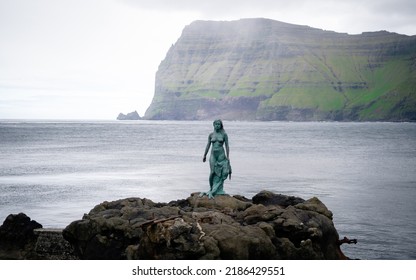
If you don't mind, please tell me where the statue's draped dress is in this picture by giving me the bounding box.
[208,133,231,196]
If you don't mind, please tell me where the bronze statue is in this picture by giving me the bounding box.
[200,119,232,198]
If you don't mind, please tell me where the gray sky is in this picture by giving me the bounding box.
[1,0,415,119]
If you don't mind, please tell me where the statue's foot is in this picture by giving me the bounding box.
[199,191,215,199]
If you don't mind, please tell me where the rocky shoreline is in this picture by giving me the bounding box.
[0,191,356,260]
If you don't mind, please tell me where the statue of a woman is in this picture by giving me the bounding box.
[200,119,232,199]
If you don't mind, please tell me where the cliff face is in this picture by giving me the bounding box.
[145,18,416,121]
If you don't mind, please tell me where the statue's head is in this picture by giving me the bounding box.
[213,119,224,131]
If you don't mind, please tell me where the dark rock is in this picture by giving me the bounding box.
[63,191,350,260]
[0,213,42,256]
[295,197,333,219]
[0,213,77,259]
[252,190,305,207]
[187,193,252,211]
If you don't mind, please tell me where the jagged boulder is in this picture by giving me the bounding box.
[252,190,305,207]
[0,213,77,260]
[63,191,349,260]
[0,213,42,259]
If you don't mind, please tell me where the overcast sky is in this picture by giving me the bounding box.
[1,0,415,119]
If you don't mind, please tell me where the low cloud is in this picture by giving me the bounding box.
[120,0,416,35]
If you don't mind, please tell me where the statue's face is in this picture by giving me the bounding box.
[214,121,222,131]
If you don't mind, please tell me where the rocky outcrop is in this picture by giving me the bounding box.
[63,191,350,260]
[117,110,141,120]
[0,213,42,259]
[145,18,416,121]
[0,213,77,259]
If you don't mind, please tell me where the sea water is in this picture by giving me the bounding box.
[0,120,415,260]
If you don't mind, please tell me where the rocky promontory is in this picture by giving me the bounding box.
[63,191,352,260]
[0,191,355,259]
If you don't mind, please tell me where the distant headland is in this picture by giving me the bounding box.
[144,18,416,122]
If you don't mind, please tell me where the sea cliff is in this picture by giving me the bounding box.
[0,191,356,260]
[145,18,416,121]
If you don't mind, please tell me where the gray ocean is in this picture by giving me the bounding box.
[0,120,415,260]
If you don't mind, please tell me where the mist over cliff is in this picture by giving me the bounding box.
[145,18,416,121]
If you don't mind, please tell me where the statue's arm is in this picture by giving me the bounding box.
[224,133,231,179]
[203,133,212,162]
[224,133,230,160]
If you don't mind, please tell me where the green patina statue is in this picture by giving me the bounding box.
[200,119,232,199]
